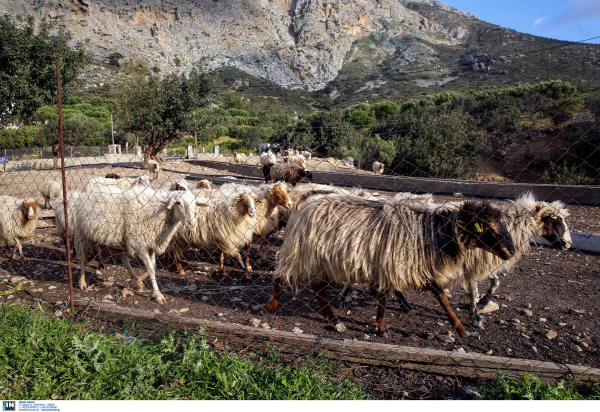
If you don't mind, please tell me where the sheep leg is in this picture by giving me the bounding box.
[468,280,484,329]
[95,244,105,273]
[244,244,252,274]
[255,237,270,266]
[394,291,414,313]
[122,255,142,291]
[337,283,353,309]
[375,292,390,336]
[79,255,88,290]
[312,280,346,333]
[427,282,472,338]
[11,241,22,260]
[265,278,284,313]
[168,250,186,275]
[219,250,226,276]
[479,274,500,307]
[139,250,164,304]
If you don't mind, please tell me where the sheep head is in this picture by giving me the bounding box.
[535,201,572,250]
[136,175,153,188]
[21,201,40,222]
[236,193,257,218]
[166,190,203,231]
[270,182,293,209]
[299,169,313,181]
[197,180,212,190]
[456,201,515,260]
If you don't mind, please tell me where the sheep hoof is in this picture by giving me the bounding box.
[95,270,102,276]
[460,330,472,338]
[129,279,143,290]
[338,301,347,309]
[334,322,347,333]
[154,295,165,304]
[264,301,278,313]
[377,329,389,337]
[255,259,264,266]
[399,302,414,313]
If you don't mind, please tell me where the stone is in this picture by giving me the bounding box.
[478,300,500,314]
[9,276,26,284]
[574,345,583,352]
[559,322,567,327]
[261,323,270,330]
[201,295,209,302]
[539,318,547,323]
[294,323,302,326]
[179,308,189,313]
[521,309,533,317]
[511,318,521,324]
[455,347,466,353]
[545,330,558,340]
[250,318,260,327]
[581,341,589,348]
[463,386,478,397]
[54,310,63,317]
[292,327,303,334]
[48,285,57,290]
[521,333,531,340]
[154,309,160,314]
[436,334,455,343]
[485,350,493,355]
[121,288,133,297]
[217,313,224,317]
[55,301,63,306]
[252,304,262,310]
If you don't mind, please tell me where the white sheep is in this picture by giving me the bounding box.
[266,195,515,337]
[169,177,190,191]
[147,160,160,179]
[0,196,41,260]
[260,152,277,166]
[288,154,306,167]
[74,187,206,303]
[168,187,258,276]
[301,151,311,164]
[233,152,247,164]
[40,181,62,209]
[372,161,384,175]
[84,175,152,192]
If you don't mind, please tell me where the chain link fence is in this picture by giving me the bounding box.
[0,100,599,398]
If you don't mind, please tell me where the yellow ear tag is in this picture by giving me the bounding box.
[474,223,483,233]
[550,215,557,219]
[270,189,273,194]
[236,197,241,203]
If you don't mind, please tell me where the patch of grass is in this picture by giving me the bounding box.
[0,304,367,400]
[476,371,600,400]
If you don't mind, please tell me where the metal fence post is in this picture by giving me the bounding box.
[56,60,75,313]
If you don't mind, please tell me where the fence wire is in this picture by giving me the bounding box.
[0,100,599,399]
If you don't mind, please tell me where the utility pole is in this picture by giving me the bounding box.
[194,111,198,159]
[111,114,114,145]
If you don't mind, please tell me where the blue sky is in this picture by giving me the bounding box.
[442,0,600,44]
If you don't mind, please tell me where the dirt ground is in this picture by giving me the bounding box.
[0,162,599,398]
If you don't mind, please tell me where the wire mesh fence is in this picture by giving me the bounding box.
[0,99,599,398]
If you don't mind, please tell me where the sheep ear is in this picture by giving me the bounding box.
[167,197,181,210]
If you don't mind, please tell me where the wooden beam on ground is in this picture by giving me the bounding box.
[75,301,600,389]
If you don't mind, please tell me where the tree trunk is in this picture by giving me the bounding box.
[151,130,179,164]
[143,132,159,166]
[52,147,59,169]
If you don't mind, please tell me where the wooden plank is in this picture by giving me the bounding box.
[184,159,600,205]
[75,301,600,388]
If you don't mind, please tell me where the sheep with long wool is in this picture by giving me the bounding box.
[0,196,41,260]
[40,181,62,209]
[74,186,206,303]
[263,162,312,186]
[455,192,572,328]
[266,194,515,337]
[84,175,152,192]
[168,186,258,276]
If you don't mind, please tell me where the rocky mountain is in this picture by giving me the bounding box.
[2,0,599,103]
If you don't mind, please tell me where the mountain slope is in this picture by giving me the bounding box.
[2,0,599,107]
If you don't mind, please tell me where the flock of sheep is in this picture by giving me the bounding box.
[0,162,572,338]
[233,149,385,176]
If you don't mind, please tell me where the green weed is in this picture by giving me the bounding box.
[0,304,367,400]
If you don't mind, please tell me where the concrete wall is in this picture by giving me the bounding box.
[185,160,600,205]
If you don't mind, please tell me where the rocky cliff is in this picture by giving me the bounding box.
[0,0,479,90]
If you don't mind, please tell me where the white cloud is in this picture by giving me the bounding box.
[547,0,600,28]
[533,17,546,27]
